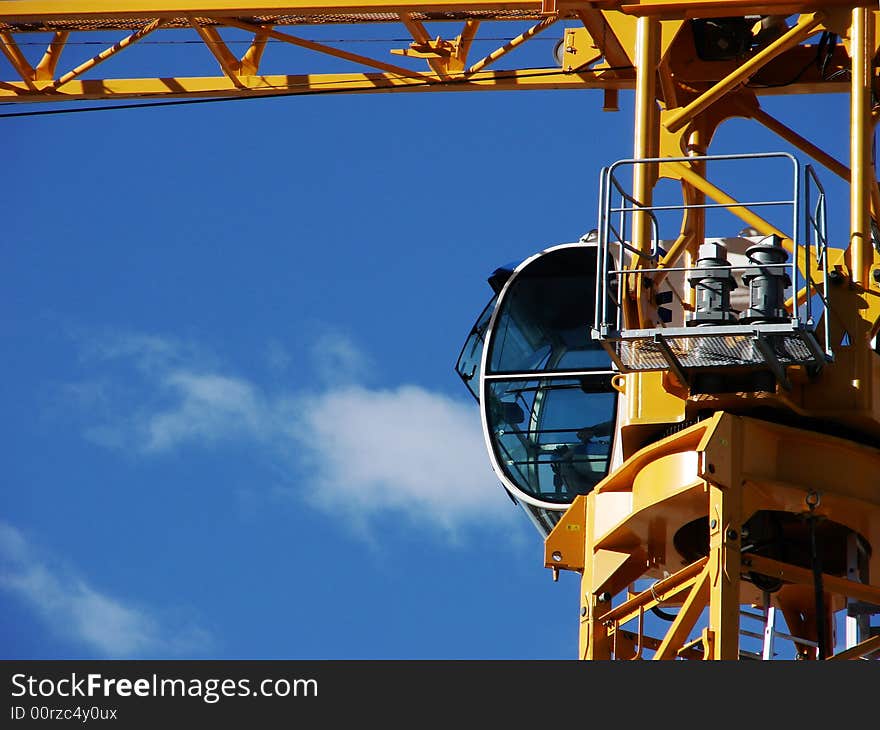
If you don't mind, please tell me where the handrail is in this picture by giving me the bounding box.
[594,152,830,360]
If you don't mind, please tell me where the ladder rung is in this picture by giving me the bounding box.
[740,629,764,640]
[773,632,818,647]
[739,610,766,622]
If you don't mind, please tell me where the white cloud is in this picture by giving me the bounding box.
[65,330,514,532]
[291,385,510,529]
[75,330,187,372]
[143,371,269,452]
[310,331,371,385]
[0,522,210,657]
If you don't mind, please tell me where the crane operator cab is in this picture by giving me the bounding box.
[455,242,620,536]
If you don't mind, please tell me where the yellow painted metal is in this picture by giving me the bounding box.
[396,12,458,77]
[34,31,68,81]
[752,107,850,183]
[745,554,880,607]
[2,0,871,24]
[4,0,880,662]
[0,0,542,19]
[573,7,633,71]
[663,13,825,134]
[705,417,743,660]
[850,6,874,288]
[596,558,708,625]
[652,565,709,659]
[239,27,270,76]
[629,15,660,331]
[52,18,165,90]
[559,27,603,73]
[221,17,436,82]
[544,496,586,573]
[0,68,633,101]
[191,20,245,86]
[559,412,880,659]
[465,16,557,75]
[828,633,880,660]
[579,491,612,660]
[619,0,864,17]
[0,7,861,103]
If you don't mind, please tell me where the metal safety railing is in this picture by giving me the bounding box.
[805,163,833,359]
[591,152,832,382]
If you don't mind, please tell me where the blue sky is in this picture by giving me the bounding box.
[0,21,863,659]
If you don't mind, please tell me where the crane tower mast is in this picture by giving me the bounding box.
[4,0,880,660]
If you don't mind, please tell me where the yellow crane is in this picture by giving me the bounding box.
[4,0,879,660]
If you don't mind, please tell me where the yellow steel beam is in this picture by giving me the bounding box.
[615,629,706,660]
[0,31,35,85]
[629,15,660,330]
[574,7,632,70]
[664,13,825,134]
[2,0,874,25]
[851,6,874,288]
[190,19,244,86]
[52,18,165,90]
[0,0,540,23]
[631,14,660,253]
[744,553,880,606]
[753,103,880,235]
[221,17,436,82]
[595,557,709,625]
[580,493,612,660]
[0,73,852,103]
[465,15,557,75]
[619,0,866,18]
[652,564,710,659]
[828,633,880,660]
[239,27,270,76]
[664,162,801,255]
[708,481,743,658]
[752,107,850,182]
[398,12,452,79]
[603,572,703,628]
[34,31,68,81]
[457,19,480,63]
[0,68,630,101]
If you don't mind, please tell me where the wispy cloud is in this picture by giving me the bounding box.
[63,329,513,533]
[310,330,372,385]
[0,522,210,658]
[75,330,194,372]
[144,371,269,452]
[292,385,508,529]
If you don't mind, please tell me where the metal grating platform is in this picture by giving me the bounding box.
[0,11,551,33]
[598,323,826,388]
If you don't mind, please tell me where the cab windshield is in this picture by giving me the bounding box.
[456,243,619,509]
[488,246,609,374]
[486,375,616,503]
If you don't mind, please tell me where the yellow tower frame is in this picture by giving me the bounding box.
[3,1,879,660]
